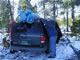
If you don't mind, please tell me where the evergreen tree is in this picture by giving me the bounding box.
[57,0,70,31]
[39,0,48,19]
[0,0,11,33]
[70,0,80,21]
[19,0,37,12]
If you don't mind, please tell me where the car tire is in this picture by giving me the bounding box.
[45,49,49,54]
[10,50,17,54]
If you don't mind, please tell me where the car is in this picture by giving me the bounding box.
[10,21,49,53]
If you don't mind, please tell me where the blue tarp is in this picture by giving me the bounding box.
[18,10,40,24]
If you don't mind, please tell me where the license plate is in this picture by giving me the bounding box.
[21,41,29,45]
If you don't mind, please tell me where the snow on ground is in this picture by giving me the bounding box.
[0,34,80,60]
[0,38,2,43]
[71,41,80,51]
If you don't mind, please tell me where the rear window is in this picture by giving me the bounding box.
[27,22,43,34]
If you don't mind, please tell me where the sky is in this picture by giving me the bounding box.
[30,0,40,6]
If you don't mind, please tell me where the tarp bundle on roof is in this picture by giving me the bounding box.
[18,10,40,24]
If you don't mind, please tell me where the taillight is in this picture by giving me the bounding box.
[40,36,46,43]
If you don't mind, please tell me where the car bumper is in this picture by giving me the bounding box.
[10,44,47,52]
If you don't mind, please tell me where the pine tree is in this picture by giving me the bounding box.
[70,0,80,21]
[0,0,11,33]
[39,0,48,19]
[19,0,37,12]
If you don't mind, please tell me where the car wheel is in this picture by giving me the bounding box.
[10,50,17,54]
[45,49,49,54]
[9,44,17,54]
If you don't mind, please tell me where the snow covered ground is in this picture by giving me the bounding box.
[0,34,80,60]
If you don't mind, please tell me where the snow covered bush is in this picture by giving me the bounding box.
[71,20,80,40]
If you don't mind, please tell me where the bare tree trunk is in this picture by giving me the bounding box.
[66,8,69,32]
[43,1,46,19]
[71,6,75,21]
[13,0,14,19]
[1,0,7,21]
[8,0,14,21]
[56,7,58,17]
[71,0,75,21]
[64,15,65,24]
[53,0,56,20]
[64,9,66,25]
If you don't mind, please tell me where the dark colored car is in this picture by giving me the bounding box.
[10,22,49,52]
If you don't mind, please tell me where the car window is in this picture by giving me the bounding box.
[27,22,43,34]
